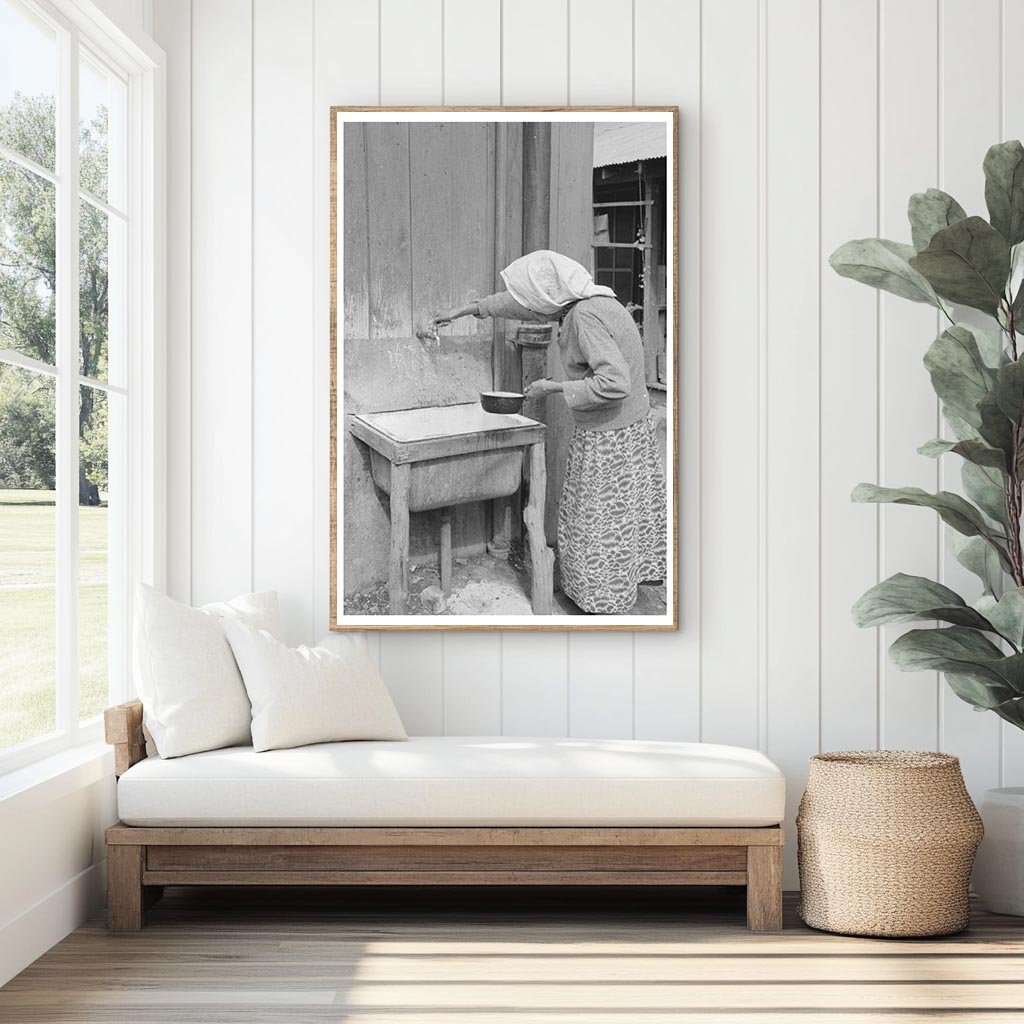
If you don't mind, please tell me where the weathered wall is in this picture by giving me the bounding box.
[339,119,596,595]
[340,121,496,595]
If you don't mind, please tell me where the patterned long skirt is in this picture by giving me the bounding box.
[557,414,667,614]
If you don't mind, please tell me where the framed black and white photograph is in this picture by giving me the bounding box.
[330,108,678,630]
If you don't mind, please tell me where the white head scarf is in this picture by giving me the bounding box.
[500,250,616,315]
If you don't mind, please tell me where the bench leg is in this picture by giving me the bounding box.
[108,845,145,932]
[746,845,783,931]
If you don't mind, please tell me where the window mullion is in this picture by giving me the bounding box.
[55,24,81,734]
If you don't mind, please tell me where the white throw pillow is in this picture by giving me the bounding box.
[133,584,283,758]
[223,622,407,752]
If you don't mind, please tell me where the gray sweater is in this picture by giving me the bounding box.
[475,291,650,432]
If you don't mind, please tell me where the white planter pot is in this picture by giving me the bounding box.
[973,787,1024,916]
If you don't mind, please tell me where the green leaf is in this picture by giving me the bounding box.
[967,322,1011,368]
[1011,278,1024,325]
[923,325,997,427]
[830,238,943,307]
[851,483,1012,574]
[889,627,1024,704]
[951,533,1004,596]
[978,391,1016,458]
[918,437,1007,470]
[852,573,994,630]
[984,140,1024,246]
[852,482,1004,540]
[908,188,968,251]
[977,589,1024,649]
[962,461,1009,527]
[984,687,1024,728]
[890,624,1004,669]
[1008,241,1024,324]
[944,671,1024,713]
[942,407,983,441]
[909,216,1011,314]
[993,357,1024,423]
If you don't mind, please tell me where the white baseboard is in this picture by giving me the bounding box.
[0,859,107,987]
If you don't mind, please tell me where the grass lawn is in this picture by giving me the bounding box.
[0,489,109,751]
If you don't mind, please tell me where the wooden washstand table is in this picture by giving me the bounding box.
[349,403,555,615]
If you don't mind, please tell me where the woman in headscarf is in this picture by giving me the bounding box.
[431,250,666,615]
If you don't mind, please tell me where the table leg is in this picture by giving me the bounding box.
[389,463,411,615]
[439,507,453,594]
[488,495,512,560]
[524,442,555,615]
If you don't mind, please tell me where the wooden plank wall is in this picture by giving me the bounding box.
[340,121,496,594]
[155,0,1024,887]
[493,123,524,394]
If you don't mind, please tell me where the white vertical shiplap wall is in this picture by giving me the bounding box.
[154,0,1024,885]
[879,0,941,756]
[819,0,878,756]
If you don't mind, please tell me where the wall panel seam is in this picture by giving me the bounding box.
[875,0,884,750]
[250,0,256,595]
[935,0,944,751]
[630,0,636,105]
[311,0,318,641]
[697,0,704,743]
[630,633,636,739]
[816,0,823,756]
[187,0,195,604]
[566,0,571,104]
[756,0,769,753]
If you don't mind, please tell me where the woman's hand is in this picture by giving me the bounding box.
[430,302,479,328]
[524,378,563,400]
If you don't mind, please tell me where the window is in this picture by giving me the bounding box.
[0,0,160,771]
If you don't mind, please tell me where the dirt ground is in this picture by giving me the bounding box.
[343,543,667,617]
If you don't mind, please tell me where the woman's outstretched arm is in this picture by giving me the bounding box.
[431,291,552,327]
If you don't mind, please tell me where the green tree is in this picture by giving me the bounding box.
[0,365,54,489]
[0,92,109,502]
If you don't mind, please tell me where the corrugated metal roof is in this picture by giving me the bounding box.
[593,122,667,168]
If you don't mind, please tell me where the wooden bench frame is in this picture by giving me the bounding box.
[104,700,784,932]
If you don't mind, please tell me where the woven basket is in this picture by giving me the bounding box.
[797,751,983,938]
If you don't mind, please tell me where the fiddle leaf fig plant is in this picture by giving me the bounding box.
[832,140,1024,731]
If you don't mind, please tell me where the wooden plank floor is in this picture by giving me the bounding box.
[3,886,1024,1022]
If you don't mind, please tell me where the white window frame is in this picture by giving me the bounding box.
[0,0,164,775]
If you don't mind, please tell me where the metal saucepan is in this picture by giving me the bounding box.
[480,391,525,414]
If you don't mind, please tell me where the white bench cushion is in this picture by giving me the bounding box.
[117,737,785,828]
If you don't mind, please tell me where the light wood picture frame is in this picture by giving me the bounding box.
[330,107,679,631]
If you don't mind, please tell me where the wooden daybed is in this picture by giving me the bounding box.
[104,700,785,932]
